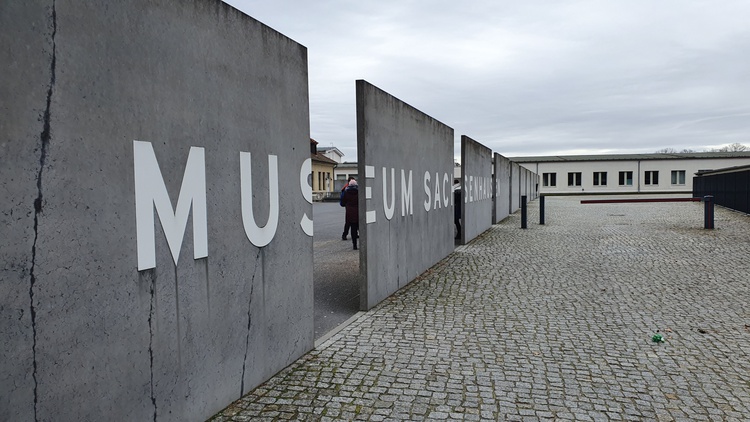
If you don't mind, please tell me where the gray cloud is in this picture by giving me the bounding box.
[225,0,750,159]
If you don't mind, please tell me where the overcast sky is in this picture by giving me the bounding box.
[223,0,750,160]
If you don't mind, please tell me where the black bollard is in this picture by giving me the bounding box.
[521,195,527,229]
[539,195,545,225]
[704,195,714,229]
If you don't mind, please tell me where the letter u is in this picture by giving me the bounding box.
[240,152,279,247]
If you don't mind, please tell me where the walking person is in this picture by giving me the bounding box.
[340,179,360,250]
[453,181,462,240]
[340,176,355,240]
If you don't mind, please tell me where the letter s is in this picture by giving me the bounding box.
[300,158,313,236]
[423,171,431,212]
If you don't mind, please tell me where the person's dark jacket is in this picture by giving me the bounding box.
[454,188,462,221]
[340,185,359,224]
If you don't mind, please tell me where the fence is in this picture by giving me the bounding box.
[693,165,750,214]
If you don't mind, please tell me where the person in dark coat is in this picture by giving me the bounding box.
[453,182,462,240]
[340,176,355,240]
[340,179,360,250]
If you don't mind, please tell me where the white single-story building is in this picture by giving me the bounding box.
[317,146,345,164]
[510,152,750,195]
[333,162,358,191]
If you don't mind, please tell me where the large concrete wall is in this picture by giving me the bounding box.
[493,154,511,223]
[460,136,493,244]
[520,168,528,200]
[356,80,454,310]
[1,2,313,421]
[510,162,521,213]
[1,3,50,419]
[529,169,539,199]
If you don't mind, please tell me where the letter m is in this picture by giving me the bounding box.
[401,169,413,216]
[133,140,208,270]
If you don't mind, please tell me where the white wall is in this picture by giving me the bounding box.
[520,158,750,195]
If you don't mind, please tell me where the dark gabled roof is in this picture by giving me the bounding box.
[509,151,750,163]
[311,152,337,165]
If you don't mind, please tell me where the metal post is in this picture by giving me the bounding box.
[539,195,545,225]
[704,195,714,229]
[521,195,527,229]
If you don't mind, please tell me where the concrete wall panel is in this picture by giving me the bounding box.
[524,170,529,199]
[0,2,53,420]
[526,170,539,200]
[493,154,511,223]
[510,162,521,213]
[460,136,493,244]
[357,81,454,310]
[2,2,312,421]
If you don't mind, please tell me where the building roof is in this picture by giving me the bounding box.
[311,153,337,165]
[696,163,750,176]
[317,146,344,156]
[509,151,750,163]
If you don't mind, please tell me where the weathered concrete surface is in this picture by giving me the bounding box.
[0,2,52,420]
[511,162,521,213]
[520,166,529,202]
[356,80,454,310]
[212,196,750,420]
[1,2,312,421]
[459,136,493,244]
[493,153,511,223]
[523,167,538,200]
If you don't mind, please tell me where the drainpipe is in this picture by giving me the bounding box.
[637,160,641,193]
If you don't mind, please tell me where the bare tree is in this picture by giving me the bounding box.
[721,143,748,152]
[658,144,747,153]
[708,143,748,152]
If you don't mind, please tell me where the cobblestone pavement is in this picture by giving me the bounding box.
[211,196,750,421]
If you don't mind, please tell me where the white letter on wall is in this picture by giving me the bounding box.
[443,172,450,208]
[241,152,279,247]
[134,140,208,270]
[469,176,474,203]
[365,165,376,223]
[464,175,469,203]
[300,158,313,236]
[433,172,441,209]
[383,167,395,220]
[423,171,432,212]
[401,169,413,216]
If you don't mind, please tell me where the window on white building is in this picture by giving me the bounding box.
[567,172,581,186]
[618,171,633,186]
[671,170,686,185]
[593,172,607,186]
[543,172,557,187]
[644,171,659,185]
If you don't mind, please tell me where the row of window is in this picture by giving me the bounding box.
[543,170,686,187]
[314,171,332,191]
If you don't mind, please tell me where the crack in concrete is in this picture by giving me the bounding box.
[29,2,56,420]
[240,248,262,396]
[173,269,181,367]
[147,271,157,422]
